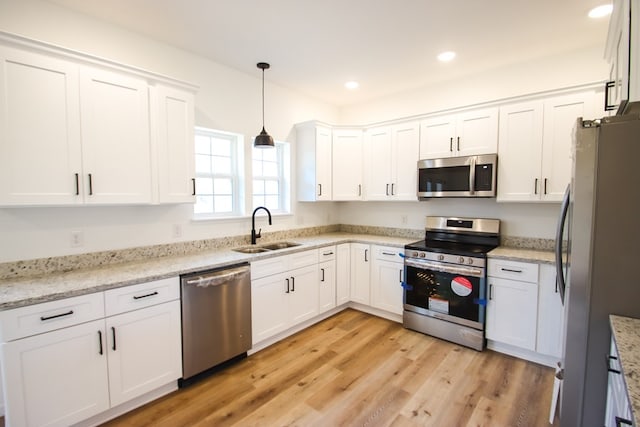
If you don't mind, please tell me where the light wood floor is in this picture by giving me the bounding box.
[102,309,559,427]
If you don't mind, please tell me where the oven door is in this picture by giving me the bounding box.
[404,258,486,330]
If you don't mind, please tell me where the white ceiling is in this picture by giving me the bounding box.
[46,0,611,106]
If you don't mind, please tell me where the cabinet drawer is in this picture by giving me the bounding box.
[104,277,179,316]
[0,292,105,342]
[251,256,288,280]
[288,249,318,270]
[488,259,538,283]
[373,246,403,262]
[318,246,337,262]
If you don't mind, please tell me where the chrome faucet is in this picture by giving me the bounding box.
[251,206,272,244]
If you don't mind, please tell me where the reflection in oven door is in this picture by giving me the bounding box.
[404,262,485,328]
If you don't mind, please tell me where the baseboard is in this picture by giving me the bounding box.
[487,340,560,368]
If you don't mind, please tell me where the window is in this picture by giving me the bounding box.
[193,127,243,217]
[252,141,290,213]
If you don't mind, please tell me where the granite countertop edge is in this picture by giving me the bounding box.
[0,234,559,311]
[0,233,413,311]
[610,315,640,425]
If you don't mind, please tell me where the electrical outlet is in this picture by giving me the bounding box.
[401,215,408,225]
[70,231,84,248]
[172,224,183,238]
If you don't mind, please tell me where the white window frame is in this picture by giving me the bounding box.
[193,127,244,219]
[252,141,291,214]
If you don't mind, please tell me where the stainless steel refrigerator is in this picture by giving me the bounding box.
[557,104,640,426]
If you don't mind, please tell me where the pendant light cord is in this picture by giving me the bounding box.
[262,68,265,128]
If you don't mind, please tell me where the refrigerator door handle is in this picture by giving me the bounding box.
[555,184,570,305]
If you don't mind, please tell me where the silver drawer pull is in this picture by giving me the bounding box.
[382,252,396,256]
[501,268,523,273]
[40,310,74,321]
[133,291,159,300]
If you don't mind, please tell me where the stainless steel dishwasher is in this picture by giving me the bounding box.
[180,263,251,384]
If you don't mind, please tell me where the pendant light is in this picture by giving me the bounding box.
[254,62,274,148]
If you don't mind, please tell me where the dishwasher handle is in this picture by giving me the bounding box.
[184,265,250,288]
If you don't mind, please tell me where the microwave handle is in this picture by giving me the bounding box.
[469,156,476,195]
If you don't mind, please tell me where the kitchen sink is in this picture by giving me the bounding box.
[232,241,301,254]
[260,241,301,250]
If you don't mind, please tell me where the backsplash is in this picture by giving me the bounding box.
[0,223,556,280]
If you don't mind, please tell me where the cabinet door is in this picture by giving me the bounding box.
[336,243,351,305]
[541,91,596,201]
[365,126,393,200]
[80,66,152,204]
[316,126,333,201]
[105,300,182,407]
[251,273,289,344]
[455,107,498,156]
[0,47,83,205]
[154,84,195,203]
[371,259,404,315]
[288,264,320,325]
[319,260,336,313]
[350,243,371,305]
[497,101,544,202]
[486,277,538,350]
[536,264,565,358]
[332,129,363,200]
[2,319,109,427]
[391,122,420,200]
[419,115,456,159]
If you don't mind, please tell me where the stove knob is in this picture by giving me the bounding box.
[419,252,426,258]
[438,254,444,261]
[467,258,474,265]
[459,257,465,264]
[412,251,419,257]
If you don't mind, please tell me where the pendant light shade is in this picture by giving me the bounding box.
[254,62,274,148]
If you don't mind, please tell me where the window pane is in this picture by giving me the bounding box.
[194,136,211,154]
[214,178,232,195]
[265,195,279,210]
[252,160,263,176]
[262,148,277,162]
[196,177,213,195]
[214,195,233,213]
[195,155,211,174]
[252,147,263,161]
[211,138,230,156]
[253,179,265,194]
[253,195,264,208]
[263,162,278,177]
[212,156,231,174]
[265,180,279,195]
[194,195,213,214]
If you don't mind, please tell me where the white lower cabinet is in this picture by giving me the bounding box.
[605,337,633,427]
[370,246,404,315]
[2,319,110,427]
[350,243,371,305]
[336,244,351,306]
[486,259,566,364]
[318,247,337,313]
[251,250,319,344]
[0,277,182,427]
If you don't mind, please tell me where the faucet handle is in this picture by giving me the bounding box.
[256,228,262,238]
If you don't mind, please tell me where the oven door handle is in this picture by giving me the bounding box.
[405,259,483,277]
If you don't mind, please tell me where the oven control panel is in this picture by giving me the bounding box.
[404,250,486,268]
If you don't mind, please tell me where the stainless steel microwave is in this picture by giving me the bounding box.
[417,154,497,199]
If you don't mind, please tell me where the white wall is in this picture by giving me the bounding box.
[0,0,339,263]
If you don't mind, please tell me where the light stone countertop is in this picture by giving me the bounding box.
[0,233,414,311]
[488,246,557,264]
[610,315,640,425]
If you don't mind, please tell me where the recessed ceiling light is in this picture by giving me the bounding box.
[588,4,613,18]
[437,51,456,62]
[345,81,359,90]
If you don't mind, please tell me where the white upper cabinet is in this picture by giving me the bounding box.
[0,46,83,205]
[152,84,196,203]
[79,66,152,204]
[605,0,639,108]
[498,90,597,202]
[365,121,419,201]
[0,34,197,207]
[296,123,332,201]
[332,129,364,201]
[419,107,498,159]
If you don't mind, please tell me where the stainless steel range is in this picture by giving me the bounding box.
[403,216,500,350]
